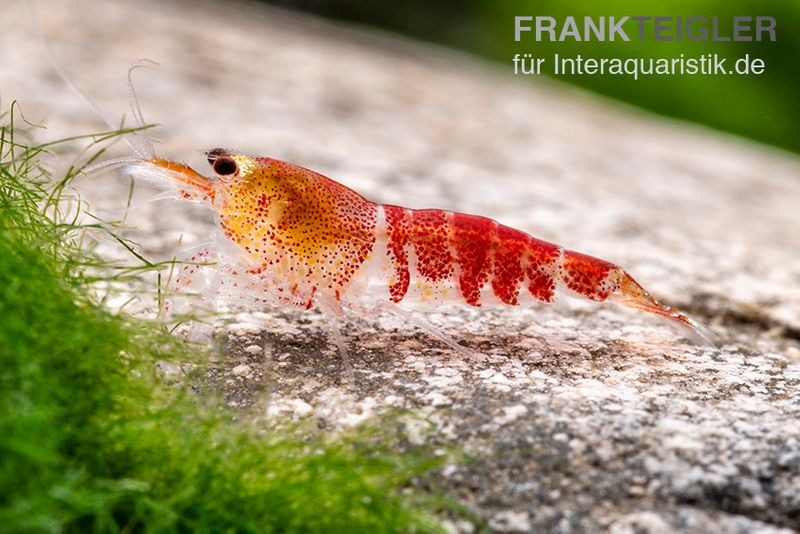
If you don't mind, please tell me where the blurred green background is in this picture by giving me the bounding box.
[268,0,799,155]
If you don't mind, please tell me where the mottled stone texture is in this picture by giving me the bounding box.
[2,0,798,531]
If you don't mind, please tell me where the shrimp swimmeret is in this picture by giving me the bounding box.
[108,132,714,354]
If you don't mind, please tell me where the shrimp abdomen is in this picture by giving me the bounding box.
[377,205,710,343]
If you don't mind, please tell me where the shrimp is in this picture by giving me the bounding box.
[120,146,714,352]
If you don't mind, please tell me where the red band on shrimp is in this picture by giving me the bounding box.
[524,237,560,302]
[410,209,454,283]
[451,213,495,306]
[491,225,528,305]
[562,250,616,301]
[384,205,411,302]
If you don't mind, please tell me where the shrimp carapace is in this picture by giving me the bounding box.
[131,149,713,346]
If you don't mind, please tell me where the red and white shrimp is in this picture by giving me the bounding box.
[120,145,714,354]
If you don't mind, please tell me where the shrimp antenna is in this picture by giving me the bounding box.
[127,61,158,158]
[82,156,144,176]
[26,0,154,159]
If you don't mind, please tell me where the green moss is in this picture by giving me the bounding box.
[0,111,459,532]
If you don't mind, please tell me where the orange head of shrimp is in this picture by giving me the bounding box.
[131,148,377,271]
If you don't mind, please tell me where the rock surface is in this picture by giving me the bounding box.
[2,0,799,531]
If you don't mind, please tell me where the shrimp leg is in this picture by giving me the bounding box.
[326,316,356,385]
[381,303,477,358]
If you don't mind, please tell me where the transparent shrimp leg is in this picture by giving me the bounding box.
[317,295,357,385]
[185,263,225,344]
[380,303,478,358]
[157,244,225,343]
[164,244,216,318]
[327,316,356,386]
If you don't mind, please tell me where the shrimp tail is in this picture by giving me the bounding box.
[606,270,716,347]
[552,249,715,346]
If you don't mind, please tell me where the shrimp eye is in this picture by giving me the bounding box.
[212,156,238,176]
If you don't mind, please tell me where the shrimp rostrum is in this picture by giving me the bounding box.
[120,145,713,352]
